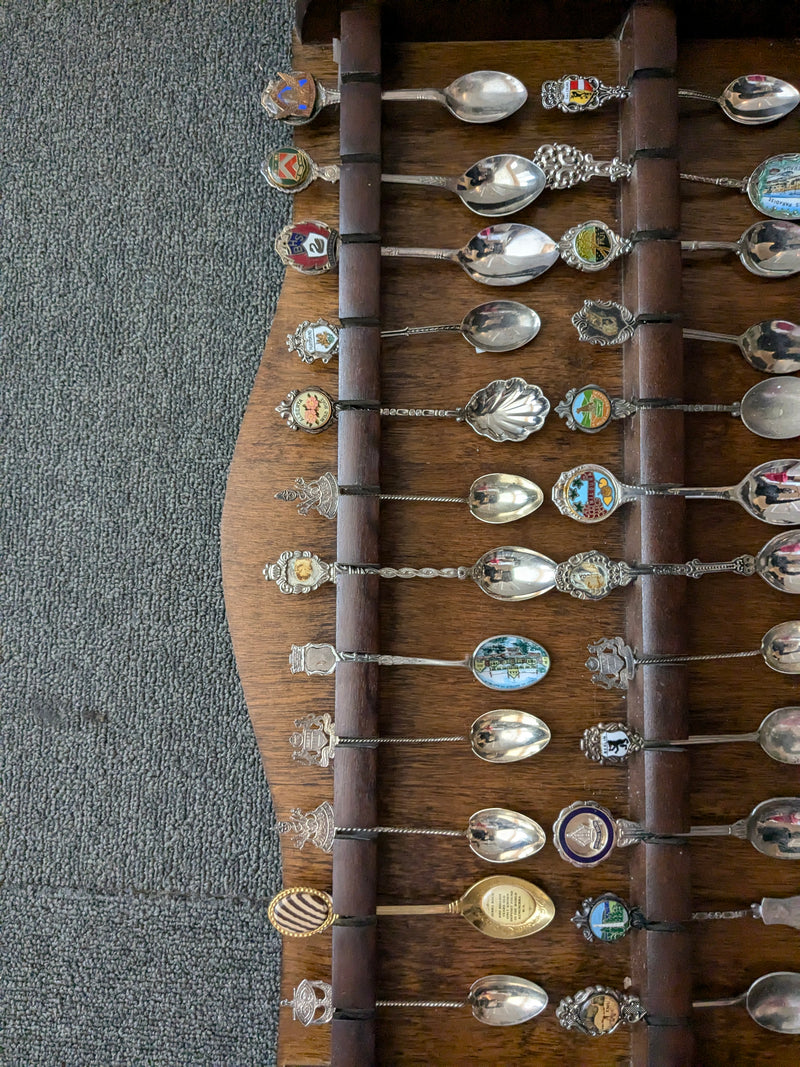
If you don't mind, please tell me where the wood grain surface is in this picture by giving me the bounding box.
[222,21,800,1067]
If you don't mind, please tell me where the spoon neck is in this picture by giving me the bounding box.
[380,323,461,338]
[336,735,466,745]
[376,999,465,1009]
[676,88,719,104]
[381,173,457,191]
[337,825,463,838]
[680,172,746,191]
[680,731,761,747]
[375,491,468,504]
[656,484,734,501]
[377,902,456,916]
[681,239,741,254]
[381,245,455,261]
[381,88,445,105]
[691,994,747,1010]
[682,327,742,346]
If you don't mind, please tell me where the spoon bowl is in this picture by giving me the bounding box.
[456,154,546,216]
[467,473,544,523]
[460,300,541,351]
[740,378,800,438]
[720,75,800,125]
[474,547,557,601]
[740,319,800,374]
[755,532,800,593]
[457,224,559,285]
[443,71,528,123]
[467,807,547,863]
[470,709,551,763]
[761,621,800,675]
[747,797,800,859]
[740,220,800,277]
[461,300,541,352]
[758,707,800,763]
[746,972,800,1033]
[469,975,548,1026]
[739,460,800,524]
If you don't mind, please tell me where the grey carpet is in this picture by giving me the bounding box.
[1,2,296,1063]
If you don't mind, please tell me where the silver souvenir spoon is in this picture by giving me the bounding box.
[552,458,800,526]
[275,471,544,525]
[276,800,546,864]
[556,378,800,439]
[285,301,541,364]
[287,708,552,767]
[275,378,550,443]
[264,531,800,602]
[572,889,800,944]
[553,796,800,868]
[283,973,549,1028]
[585,620,800,691]
[682,219,800,278]
[542,72,800,125]
[556,972,800,1038]
[583,706,800,766]
[261,69,527,125]
[572,298,800,375]
[262,147,547,216]
[288,633,551,692]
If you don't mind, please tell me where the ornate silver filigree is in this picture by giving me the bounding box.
[263,550,337,594]
[556,985,646,1036]
[572,298,637,345]
[289,712,338,766]
[281,978,335,1026]
[585,636,637,689]
[289,642,340,676]
[553,551,635,601]
[277,801,336,852]
[285,318,340,363]
[275,472,340,519]
[532,142,630,190]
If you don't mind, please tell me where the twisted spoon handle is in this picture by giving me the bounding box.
[680,171,746,190]
[676,88,720,104]
[380,323,462,338]
[377,999,466,1009]
[336,825,463,838]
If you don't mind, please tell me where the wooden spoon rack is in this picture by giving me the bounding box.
[221,2,800,1062]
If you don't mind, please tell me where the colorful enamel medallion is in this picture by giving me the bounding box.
[552,464,619,522]
[262,147,314,191]
[572,893,633,943]
[276,387,335,433]
[261,71,319,123]
[553,800,617,867]
[286,318,340,363]
[275,221,339,274]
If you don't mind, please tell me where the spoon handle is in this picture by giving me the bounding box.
[631,555,755,579]
[691,993,747,1010]
[681,239,743,253]
[341,651,472,670]
[336,735,466,744]
[380,88,446,104]
[378,405,463,419]
[691,907,758,922]
[368,491,468,504]
[337,564,468,581]
[676,88,720,104]
[638,483,736,501]
[381,245,456,262]
[336,825,464,838]
[682,327,743,345]
[377,901,457,915]
[381,173,457,191]
[380,323,462,338]
[646,730,761,748]
[376,999,466,1009]
[680,171,746,191]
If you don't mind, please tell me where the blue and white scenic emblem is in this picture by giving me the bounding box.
[572,893,633,943]
[748,153,800,220]
[470,634,550,691]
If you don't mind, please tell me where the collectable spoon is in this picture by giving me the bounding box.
[584,620,800,691]
[262,148,548,217]
[275,378,550,443]
[277,218,800,283]
[282,974,549,1028]
[264,531,800,603]
[552,458,800,526]
[287,709,552,767]
[557,973,800,1038]
[285,301,542,364]
[275,471,545,525]
[288,633,551,692]
[556,378,800,439]
[276,800,546,864]
[274,218,629,282]
[268,876,556,940]
[572,889,800,944]
[261,69,527,125]
[582,707,800,766]
[552,796,800,868]
[572,298,800,376]
[264,144,800,221]
[542,72,800,125]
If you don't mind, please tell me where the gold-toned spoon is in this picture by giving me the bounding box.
[268,877,556,940]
